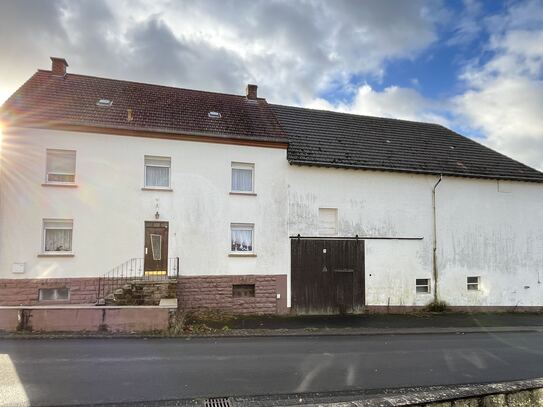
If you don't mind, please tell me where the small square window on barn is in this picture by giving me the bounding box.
[318,208,338,236]
[467,276,480,291]
[39,287,69,301]
[232,284,255,298]
[416,278,431,294]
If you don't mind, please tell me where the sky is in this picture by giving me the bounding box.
[1,0,542,170]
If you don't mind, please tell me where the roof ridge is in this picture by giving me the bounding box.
[269,103,444,128]
[35,69,264,101]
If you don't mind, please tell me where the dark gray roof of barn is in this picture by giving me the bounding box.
[271,104,543,182]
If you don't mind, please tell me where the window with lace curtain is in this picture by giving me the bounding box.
[43,219,73,253]
[144,156,171,188]
[231,223,254,253]
[231,162,254,193]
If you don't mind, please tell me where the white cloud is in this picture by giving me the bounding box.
[453,0,543,170]
[308,84,450,126]
[0,0,442,105]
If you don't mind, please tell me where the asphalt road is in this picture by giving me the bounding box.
[1,332,543,406]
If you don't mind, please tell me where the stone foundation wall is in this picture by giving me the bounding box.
[0,278,99,306]
[178,274,288,315]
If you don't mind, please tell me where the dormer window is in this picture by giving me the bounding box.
[96,99,112,107]
[208,111,221,119]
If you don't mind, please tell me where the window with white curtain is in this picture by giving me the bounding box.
[231,162,254,193]
[231,223,254,252]
[43,219,73,253]
[46,149,76,183]
[144,156,171,188]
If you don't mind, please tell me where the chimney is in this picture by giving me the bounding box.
[246,84,258,100]
[51,57,69,77]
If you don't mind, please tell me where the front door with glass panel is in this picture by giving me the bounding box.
[144,221,168,275]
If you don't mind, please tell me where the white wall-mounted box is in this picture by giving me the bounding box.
[11,263,25,274]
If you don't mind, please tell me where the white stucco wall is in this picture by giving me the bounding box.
[0,127,289,281]
[437,177,543,306]
[288,165,543,307]
[2,126,542,308]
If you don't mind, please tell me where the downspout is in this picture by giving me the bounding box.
[432,174,443,303]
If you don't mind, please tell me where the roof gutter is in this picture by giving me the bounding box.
[432,174,443,303]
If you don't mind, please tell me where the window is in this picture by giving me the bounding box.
[150,234,162,261]
[233,284,255,298]
[467,276,480,291]
[319,208,338,236]
[231,162,254,193]
[46,149,76,183]
[43,219,73,253]
[144,156,171,188]
[231,223,254,252]
[39,288,69,301]
[416,278,431,293]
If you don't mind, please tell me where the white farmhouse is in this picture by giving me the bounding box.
[1,58,542,314]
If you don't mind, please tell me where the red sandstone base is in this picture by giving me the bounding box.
[0,274,289,315]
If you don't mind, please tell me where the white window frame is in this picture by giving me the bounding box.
[231,162,255,194]
[42,219,74,255]
[467,276,480,291]
[416,278,431,294]
[38,287,70,301]
[45,149,76,185]
[230,223,255,254]
[144,155,171,189]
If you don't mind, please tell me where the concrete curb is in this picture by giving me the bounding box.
[1,325,542,339]
[277,378,543,407]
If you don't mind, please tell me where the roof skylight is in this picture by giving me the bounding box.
[96,99,113,107]
[208,111,221,119]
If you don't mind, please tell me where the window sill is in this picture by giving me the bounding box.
[141,187,173,192]
[42,183,78,188]
[228,253,257,257]
[38,253,75,258]
[230,191,257,196]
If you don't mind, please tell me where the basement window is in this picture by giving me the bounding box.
[232,284,255,298]
[467,276,480,291]
[416,278,431,294]
[39,287,69,301]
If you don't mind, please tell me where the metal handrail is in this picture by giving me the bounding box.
[96,257,179,304]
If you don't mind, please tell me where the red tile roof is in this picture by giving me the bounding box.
[1,70,287,144]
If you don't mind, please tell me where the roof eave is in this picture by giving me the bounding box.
[288,159,543,183]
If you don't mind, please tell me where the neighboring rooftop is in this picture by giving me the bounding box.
[1,58,286,144]
[271,104,543,182]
